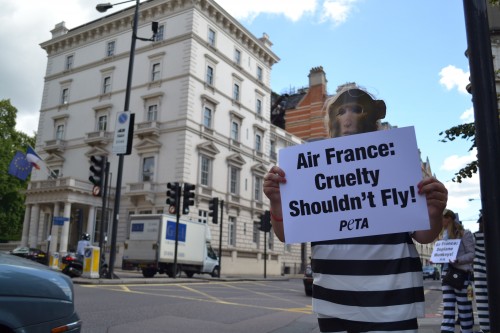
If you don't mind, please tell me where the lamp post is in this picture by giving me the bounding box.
[96,0,139,279]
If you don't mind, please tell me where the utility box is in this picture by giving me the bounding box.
[82,246,100,279]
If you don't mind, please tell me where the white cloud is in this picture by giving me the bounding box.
[460,107,474,123]
[440,148,476,172]
[320,0,358,26]
[439,65,470,95]
[443,173,481,232]
[215,0,317,22]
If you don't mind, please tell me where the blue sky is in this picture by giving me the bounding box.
[0,0,481,231]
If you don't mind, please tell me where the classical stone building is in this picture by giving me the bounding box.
[22,0,304,276]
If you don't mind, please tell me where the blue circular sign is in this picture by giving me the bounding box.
[118,113,128,124]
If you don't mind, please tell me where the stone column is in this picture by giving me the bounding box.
[59,202,72,255]
[20,205,31,247]
[28,204,40,247]
[49,203,61,253]
[87,205,96,242]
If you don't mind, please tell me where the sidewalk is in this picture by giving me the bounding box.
[72,270,480,332]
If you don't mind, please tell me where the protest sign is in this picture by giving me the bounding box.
[278,126,430,243]
[430,239,461,263]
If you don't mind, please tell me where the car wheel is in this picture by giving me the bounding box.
[211,266,220,278]
[142,268,156,278]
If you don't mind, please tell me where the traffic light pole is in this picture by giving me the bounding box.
[173,185,181,279]
[98,159,110,275]
[107,0,140,279]
[263,230,267,279]
[218,200,224,278]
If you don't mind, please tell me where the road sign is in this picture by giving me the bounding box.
[53,216,69,225]
[92,185,101,197]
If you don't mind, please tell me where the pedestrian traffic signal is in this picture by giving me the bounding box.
[259,211,271,232]
[182,183,195,215]
[208,197,219,224]
[166,182,181,212]
[89,155,106,195]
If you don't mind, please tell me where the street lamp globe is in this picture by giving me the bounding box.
[96,3,113,12]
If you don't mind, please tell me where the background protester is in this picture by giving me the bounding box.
[439,209,475,333]
[473,214,490,333]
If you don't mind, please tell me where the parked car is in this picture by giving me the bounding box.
[0,251,82,332]
[303,264,313,296]
[9,246,48,265]
[422,265,440,280]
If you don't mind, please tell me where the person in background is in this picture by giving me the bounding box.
[77,233,91,262]
[263,83,448,333]
[439,209,475,333]
[473,214,490,333]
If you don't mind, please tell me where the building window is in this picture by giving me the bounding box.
[151,63,160,81]
[254,176,263,202]
[233,83,240,101]
[234,49,241,65]
[228,216,236,246]
[102,76,111,94]
[55,124,65,140]
[61,88,69,104]
[257,66,263,81]
[106,41,115,57]
[270,139,277,160]
[198,210,208,224]
[155,25,164,41]
[98,115,107,131]
[142,156,154,182]
[206,65,214,85]
[268,232,274,250]
[229,166,239,195]
[203,106,212,128]
[256,98,262,115]
[200,155,211,186]
[65,55,73,70]
[253,222,260,245]
[208,28,216,47]
[147,105,158,121]
[255,133,262,152]
[231,121,239,141]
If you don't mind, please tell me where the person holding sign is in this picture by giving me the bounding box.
[263,83,448,333]
[438,209,475,333]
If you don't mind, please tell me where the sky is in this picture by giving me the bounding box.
[0,0,482,232]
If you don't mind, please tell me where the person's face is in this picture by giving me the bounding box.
[335,103,364,136]
[442,215,452,228]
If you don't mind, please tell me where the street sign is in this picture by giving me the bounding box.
[53,216,69,225]
[92,185,101,197]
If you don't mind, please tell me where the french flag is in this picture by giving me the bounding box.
[26,146,42,170]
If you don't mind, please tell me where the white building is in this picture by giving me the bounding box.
[22,0,306,275]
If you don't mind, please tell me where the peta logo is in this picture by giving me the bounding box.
[339,217,369,231]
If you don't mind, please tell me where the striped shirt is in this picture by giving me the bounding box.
[311,232,424,330]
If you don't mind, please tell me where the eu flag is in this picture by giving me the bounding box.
[8,151,33,181]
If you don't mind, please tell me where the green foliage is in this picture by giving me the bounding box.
[0,99,36,240]
[439,122,476,183]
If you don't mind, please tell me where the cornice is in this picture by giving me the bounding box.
[39,0,279,67]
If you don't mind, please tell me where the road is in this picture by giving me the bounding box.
[73,277,456,333]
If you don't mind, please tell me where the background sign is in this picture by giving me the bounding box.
[430,239,461,263]
[53,216,69,225]
[112,112,134,155]
[166,221,186,242]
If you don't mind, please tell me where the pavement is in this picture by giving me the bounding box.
[71,269,481,333]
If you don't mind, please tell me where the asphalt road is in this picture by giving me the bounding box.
[73,276,473,333]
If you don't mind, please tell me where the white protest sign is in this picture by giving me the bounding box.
[430,239,461,263]
[278,126,430,244]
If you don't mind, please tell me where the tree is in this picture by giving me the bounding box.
[439,123,477,183]
[0,99,36,241]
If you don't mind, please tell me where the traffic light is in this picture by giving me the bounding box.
[89,155,106,196]
[166,182,181,212]
[259,211,271,232]
[208,197,219,224]
[182,183,195,214]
